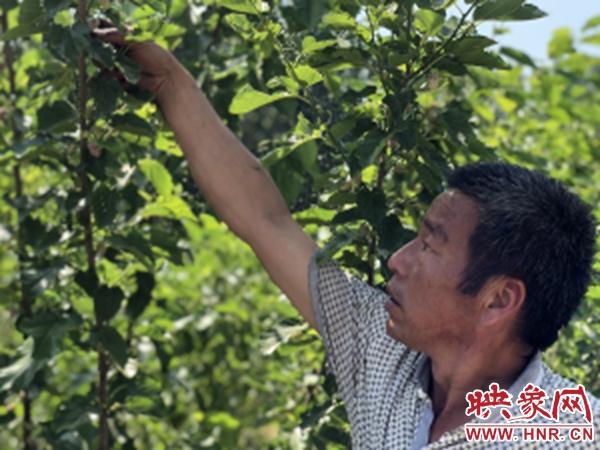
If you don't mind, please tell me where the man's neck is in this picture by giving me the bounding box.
[426,341,534,441]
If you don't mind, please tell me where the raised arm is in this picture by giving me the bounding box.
[94,29,319,328]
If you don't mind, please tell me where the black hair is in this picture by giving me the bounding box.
[447,162,596,351]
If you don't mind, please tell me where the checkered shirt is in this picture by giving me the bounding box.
[308,255,600,449]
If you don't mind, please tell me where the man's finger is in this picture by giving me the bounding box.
[91,27,127,47]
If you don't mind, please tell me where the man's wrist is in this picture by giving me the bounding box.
[156,64,198,109]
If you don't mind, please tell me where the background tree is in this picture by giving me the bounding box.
[0,0,597,449]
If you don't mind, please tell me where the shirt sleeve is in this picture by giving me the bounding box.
[308,250,390,411]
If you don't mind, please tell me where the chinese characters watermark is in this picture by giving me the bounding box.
[464,383,595,443]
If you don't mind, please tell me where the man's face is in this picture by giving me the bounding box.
[385,190,481,353]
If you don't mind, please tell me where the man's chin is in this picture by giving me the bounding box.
[385,318,404,342]
[385,320,421,351]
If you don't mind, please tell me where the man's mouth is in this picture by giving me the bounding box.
[385,284,402,307]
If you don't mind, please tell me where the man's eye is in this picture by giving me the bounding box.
[420,240,430,252]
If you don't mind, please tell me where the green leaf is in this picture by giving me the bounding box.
[356,186,387,227]
[89,74,122,117]
[293,65,323,87]
[17,310,82,338]
[94,286,124,322]
[415,160,443,193]
[548,27,574,59]
[17,310,83,361]
[316,233,356,262]
[50,396,92,434]
[0,339,37,392]
[2,137,28,160]
[229,85,292,115]
[74,269,99,297]
[89,39,115,68]
[0,0,18,11]
[141,0,167,14]
[378,215,410,255]
[267,138,317,205]
[1,0,49,38]
[332,207,361,225]
[45,23,78,62]
[125,394,163,415]
[108,231,155,269]
[207,411,241,429]
[69,22,91,52]
[261,137,319,168]
[140,196,196,221]
[582,33,600,46]
[348,129,387,174]
[473,0,523,21]
[0,22,47,40]
[500,46,536,67]
[215,0,264,15]
[322,11,356,29]
[583,15,600,31]
[270,162,305,206]
[301,36,337,54]
[22,262,65,297]
[396,120,419,150]
[98,326,128,367]
[414,8,444,35]
[22,217,60,250]
[0,411,16,426]
[126,272,155,320]
[448,36,507,68]
[111,113,154,137]
[467,136,496,160]
[150,225,187,265]
[319,424,349,446]
[223,13,253,38]
[37,101,77,133]
[261,323,307,356]
[44,0,71,18]
[138,159,174,197]
[19,0,46,26]
[500,3,546,21]
[115,53,141,84]
[449,36,496,56]
[92,184,119,228]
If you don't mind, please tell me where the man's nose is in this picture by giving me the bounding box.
[386,241,413,277]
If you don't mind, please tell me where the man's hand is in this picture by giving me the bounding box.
[92,24,189,105]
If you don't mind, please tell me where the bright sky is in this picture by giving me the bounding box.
[474,0,600,63]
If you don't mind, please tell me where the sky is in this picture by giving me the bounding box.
[473,0,600,63]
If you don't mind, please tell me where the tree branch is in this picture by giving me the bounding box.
[407,1,479,89]
[1,8,35,450]
[75,2,109,449]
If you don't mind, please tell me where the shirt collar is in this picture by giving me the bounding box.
[414,353,431,395]
[485,351,544,422]
[506,351,544,397]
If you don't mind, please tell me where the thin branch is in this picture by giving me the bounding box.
[407,1,480,89]
[263,7,348,157]
[405,3,414,80]
[76,2,109,449]
[1,8,35,450]
[279,51,347,156]
[366,6,390,96]
[1,8,28,313]
[366,151,389,285]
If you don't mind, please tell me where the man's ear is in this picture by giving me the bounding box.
[479,277,526,326]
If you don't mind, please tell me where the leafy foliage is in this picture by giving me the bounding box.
[0,1,598,449]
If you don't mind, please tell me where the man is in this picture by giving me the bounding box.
[94,28,599,448]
